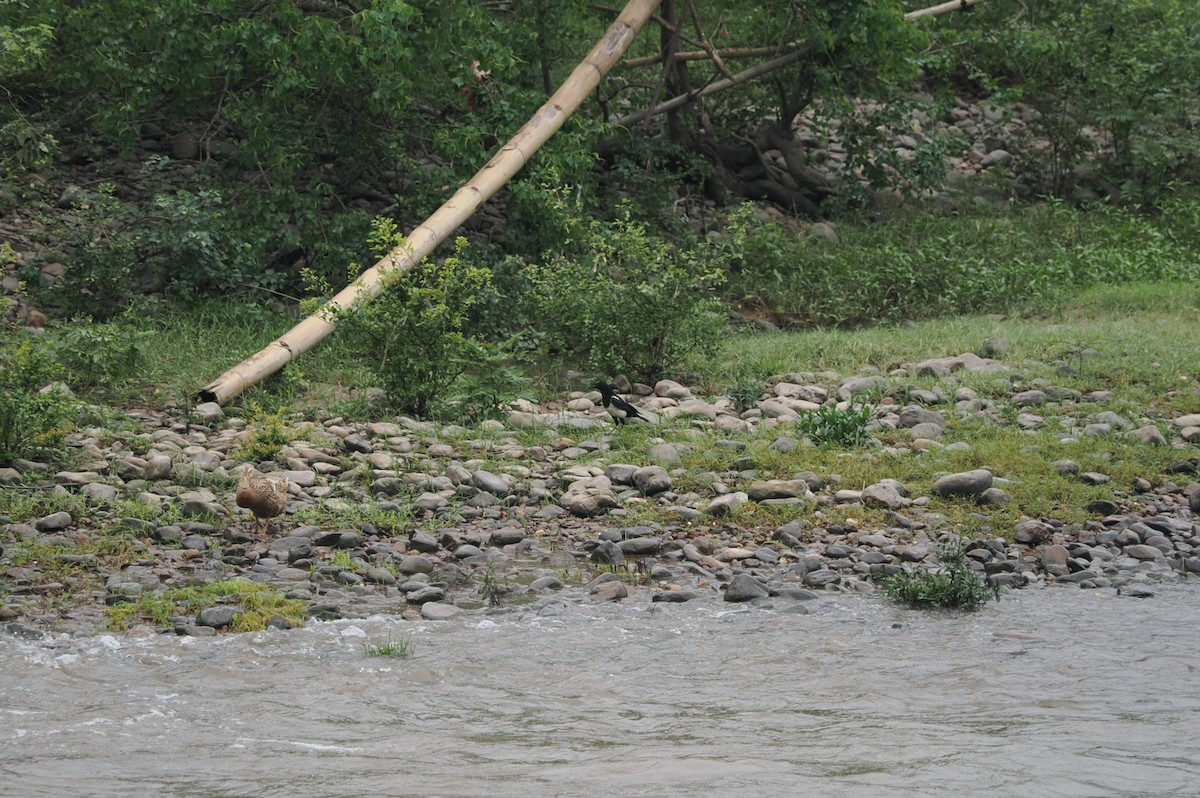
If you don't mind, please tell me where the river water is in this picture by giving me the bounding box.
[3,585,1198,798]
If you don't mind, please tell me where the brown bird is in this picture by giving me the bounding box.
[235,465,289,536]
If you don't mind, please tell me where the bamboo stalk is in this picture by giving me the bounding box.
[198,0,663,405]
[907,0,988,19]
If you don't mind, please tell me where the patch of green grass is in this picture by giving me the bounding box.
[363,635,412,658]
[797,404,874,448]
[700,281,1200,417]
[105,578,307,632]
[727,201,1200,329]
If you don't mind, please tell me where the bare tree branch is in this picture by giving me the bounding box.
[615,0,990,127]
[615,46,811,127]
[625,45,794,68]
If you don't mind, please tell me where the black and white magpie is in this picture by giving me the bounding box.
[593,381,647,426]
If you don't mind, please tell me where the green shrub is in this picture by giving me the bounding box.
[313,221,501,419]
[528,193,747,382]
[882,537,1001,610]
[0,339,76,464]
[51,318,153,392]
[796,403,873,448]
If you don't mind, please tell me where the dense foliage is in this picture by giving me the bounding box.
[1,1,1198,415]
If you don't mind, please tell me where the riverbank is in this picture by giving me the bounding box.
[2,331,1198,637]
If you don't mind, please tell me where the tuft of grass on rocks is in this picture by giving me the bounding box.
[105,578,307,632]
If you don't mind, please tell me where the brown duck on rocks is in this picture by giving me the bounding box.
[235,465,289,536]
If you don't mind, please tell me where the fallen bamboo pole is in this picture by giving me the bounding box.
[199,0,663,405]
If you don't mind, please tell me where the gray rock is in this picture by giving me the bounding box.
[931,469,993,498]
[979,487,1013,506]
[178,489,227,518]
[193,402,224,423]
[561,475,620,517]
[471,469,510,497]
[82,483,119,502]
[398,555,434,575]
[647,443,682,466]
[618,537,662,555]
[409,530,439,553]
[604,464,639,485]
[490,528,526,546]
[420,602,462,620]
[454,544,484,559]
[1130,425,1166,445]
[908,422,945,439]
[1012,389,1047,406]
[406,585,445,604]
[1123,544,1163,561]
[981,149,1013,167]
[34,511,73,532]
[652,590,697,603]
[1190,489,1200,514]
[723,573,769,602]
[1014,520,1052,545]
[1041,544,1070,577]
[591,540,625,565]
[838,375,887,401]
[901,543,932,562]
[862,482,908,510]
[589,581,629,602]
[54,471,102,485]
[1094,411,1133,430]
[362,567,398,585]
[197,606,239,628]
[747,479,808,501]
[705,491,748,517]
[804,569,841,587]
[632,465,672,495]
[897,407,946,429]
[342,433,373,454]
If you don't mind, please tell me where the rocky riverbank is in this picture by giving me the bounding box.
[2,352,1198,638]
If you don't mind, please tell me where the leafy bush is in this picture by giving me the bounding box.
[528,193,748,382]
[882,537,1001,610]
[313,221,501,418]
[796,403,873,448]
[51,318,153,392]
[0,339,76,464]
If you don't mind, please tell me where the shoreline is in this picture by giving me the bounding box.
[3,364,1198,638]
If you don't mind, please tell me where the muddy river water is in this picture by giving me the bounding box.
[3,585,1198,797]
